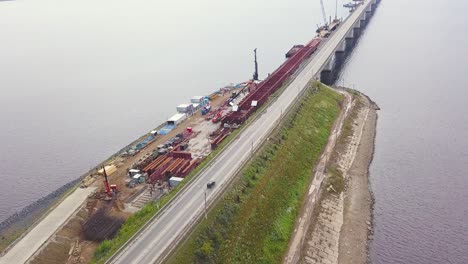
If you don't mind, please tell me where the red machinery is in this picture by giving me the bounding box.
[102,166,118,197]
[212,111,222,123]
[223,38,321,125]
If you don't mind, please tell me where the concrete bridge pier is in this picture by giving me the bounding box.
[365,3,373,19]
[331,45,346,83]
[353,20,361,39]
[345,29,354,51]
[334,41,346,71]
[335,40,346,54]
[359,11,367,28]
[372,0,381,9]
[320,59,333,85]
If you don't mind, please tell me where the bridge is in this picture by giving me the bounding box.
[317,0,380,83]
[108,1,381,263]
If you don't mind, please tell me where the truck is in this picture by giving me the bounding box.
[201,105,211,115]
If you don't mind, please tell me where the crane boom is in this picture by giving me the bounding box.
[253,48,258,81]
[319,0,327,26]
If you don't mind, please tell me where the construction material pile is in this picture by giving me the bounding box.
[223,38,322,125]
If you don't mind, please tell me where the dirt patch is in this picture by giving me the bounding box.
[56,217,84,239]
[30,240,70,264]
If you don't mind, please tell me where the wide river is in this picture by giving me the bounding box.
[338,0,468,263]
[1,0,467,263]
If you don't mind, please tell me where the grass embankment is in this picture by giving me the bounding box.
[168,83,343,264]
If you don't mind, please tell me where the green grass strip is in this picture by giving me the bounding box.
[168,83,343,264]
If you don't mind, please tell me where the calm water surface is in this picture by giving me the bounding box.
[0,0,346,221]
[338,0,468,263]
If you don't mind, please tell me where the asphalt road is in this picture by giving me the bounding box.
[110,2,371,263]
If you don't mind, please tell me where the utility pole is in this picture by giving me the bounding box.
[253,48,259,81]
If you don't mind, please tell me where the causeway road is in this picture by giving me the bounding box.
[0,187,96,264]
[110,1,371,263]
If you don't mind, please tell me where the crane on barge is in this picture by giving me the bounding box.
[317,0,341,37]
[319,0,328,27]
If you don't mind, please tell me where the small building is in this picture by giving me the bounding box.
[191,96,204,104]
[169,177,184,187]
[191,96,205,106]
[177,104,194,114]
[167,113,187,126]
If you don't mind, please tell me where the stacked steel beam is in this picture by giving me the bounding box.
[223,38,321,125]
[210,128,232,149]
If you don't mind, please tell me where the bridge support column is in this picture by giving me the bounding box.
[360,12,367,28]
[365,4,373,19]
[345,29,354,51]
[371,0,380,11]
[336,40,346,54]
[332,50,346,83]
[353,20,361,38]
[320,60,333,85]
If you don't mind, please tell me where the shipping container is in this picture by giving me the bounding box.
[190,96,204,104]
[167,113,187,126]
[176,104,194,114]
[169,177,184,187]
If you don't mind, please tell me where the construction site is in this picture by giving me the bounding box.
[27,84,248,263]
[0,0,361,261]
